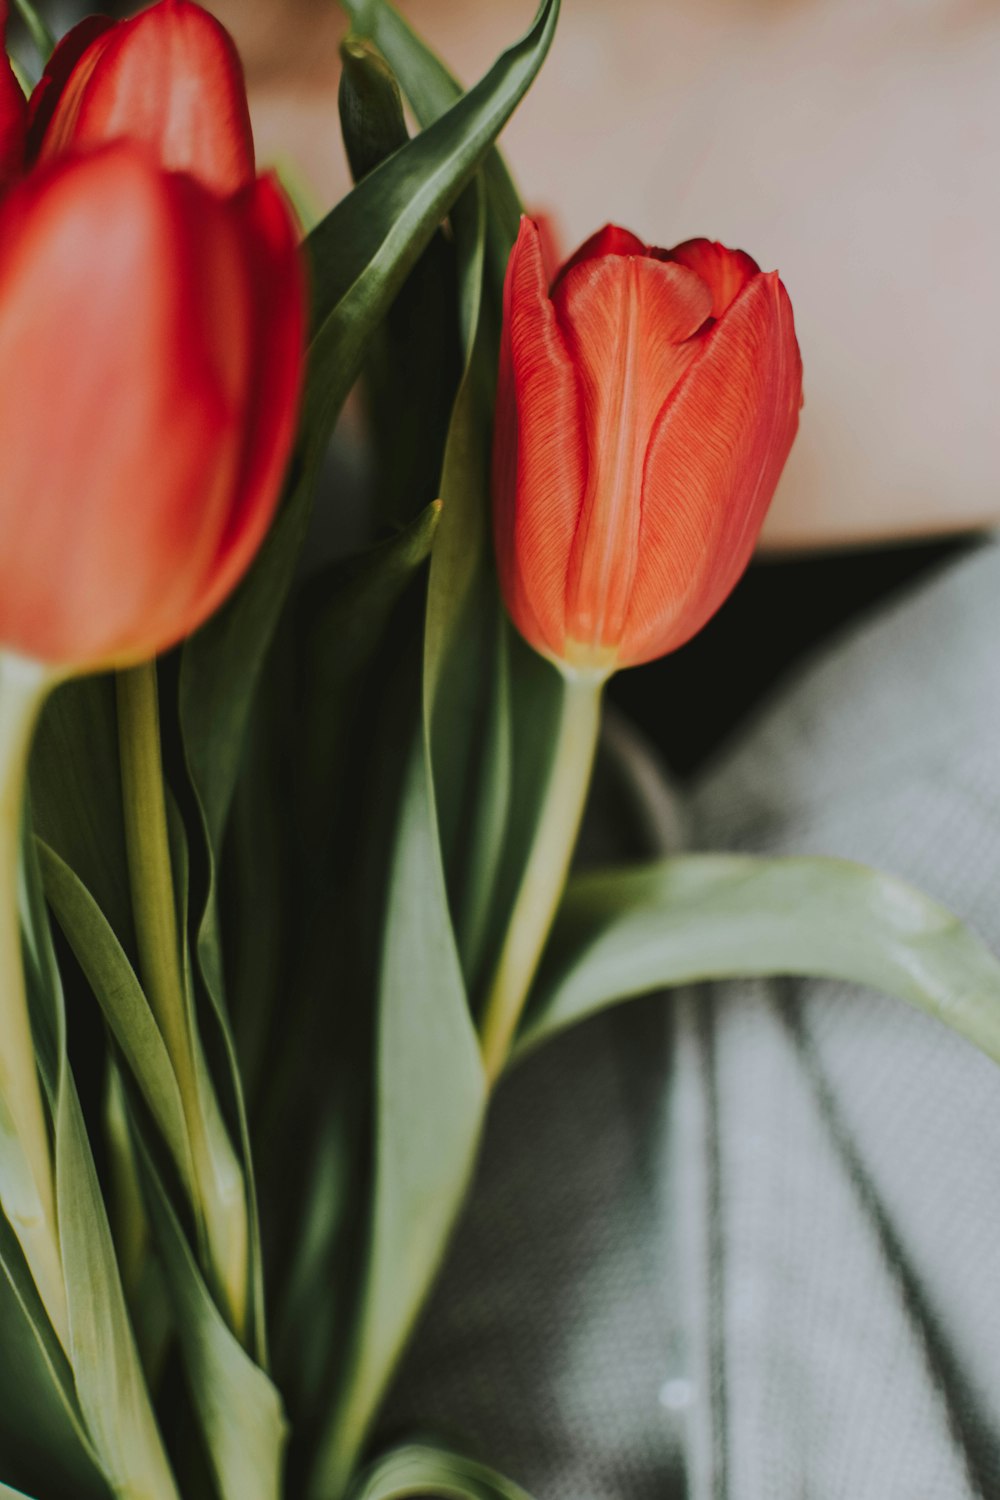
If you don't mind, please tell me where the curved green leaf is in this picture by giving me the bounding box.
[340,0,524,266]
[0,1206,107,1499]
[30,677,133,951]
[308,0,559,448]
[56,1080,179,1500]
[21,789,174,1499]
[350,1441,534,1500]
[298,500,442,847]
[521,855,1000,1063]
[339,36,409,184]
[308,745,486,1500]
[134,1129,287,1500]
[11,0,54,64]
[39,842,196,1202]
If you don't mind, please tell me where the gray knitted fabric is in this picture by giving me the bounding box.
[385,541,1000,1499]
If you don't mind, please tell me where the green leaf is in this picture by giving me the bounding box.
[10,0,54,64]
[56,1077,179,1500]
[339,35,462,533]
[297,501,442,845]
[134,1129,287,1500]
[164,794,255,1348]
[420,181,512,989]
[308,745,486,1500]
[18,787,169,1498]
[39,842,197,1208]
[0,1207,108,1499]
[30,677,133,951]
[340,0,524,270]
[520,854,1000,1063]
[339,36,409,183]
[24,814,178,1497]
[340,4,572,1006]
[349,1441,534,1500]
[308,0,557,448]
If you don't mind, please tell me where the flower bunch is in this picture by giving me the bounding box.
[0,5,995,1500]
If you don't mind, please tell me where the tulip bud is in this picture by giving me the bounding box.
[29,0,254,194]
[0,0,25,187]
[493,218,803,676]
[0,144,304,669]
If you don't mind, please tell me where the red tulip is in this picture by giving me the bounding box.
[28,0,254,194]
[0,144,304,669]
[0,0,25,187]
[493,218,803,675]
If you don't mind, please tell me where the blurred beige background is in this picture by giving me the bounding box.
[208,0,1000,552]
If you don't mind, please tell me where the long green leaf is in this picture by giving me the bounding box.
[521,855,1000,1062]
[10,0,54,63]
[56,1077,179,1500]
[339,39,461,531]
[22,811,177,1497]
[308,0,558,446]
[340,0,524,262]
[341,3,576,1006]
[0,1206,107,1499]
[30,677,133,950]
[350,1441,534,1500]
[421,178,512,985]
[297,501,442,849]
[21,790,174,1498]
[135,1129,287,1500]
[308,744,486,1499]
[39,842,197,1204]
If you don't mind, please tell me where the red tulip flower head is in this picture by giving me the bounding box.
[493,218,803,676]
[28,0,254,192]
[0,146,303,669]
[0,1,305,671]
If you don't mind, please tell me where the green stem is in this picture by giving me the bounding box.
[116,662,247,1337]
[116,665,191,1079]
[479,673,603,1085]
[0,651,68,1348]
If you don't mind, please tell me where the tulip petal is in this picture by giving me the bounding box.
[191,175,305,625]
[494,216,586,662]
[0,0,26,187]
[0,147,256,665]
[25,16,114,162]
[553,250,712,660]
[37,0,255,194]
[660,238,761,319]
[622,271,802,666]
[553,222,647,288]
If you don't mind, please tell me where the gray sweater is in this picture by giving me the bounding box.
[386,542,1000,1499]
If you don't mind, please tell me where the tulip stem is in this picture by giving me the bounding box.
[480,673,604,1085]
[116,664,192,1082]
[0,651,69,1350]
[116,660,247,1338]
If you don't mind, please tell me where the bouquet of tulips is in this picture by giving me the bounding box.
[0,1,998,1497]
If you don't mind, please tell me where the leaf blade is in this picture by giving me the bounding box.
[350,1440,535,1500]
[521,854,1000,1063]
